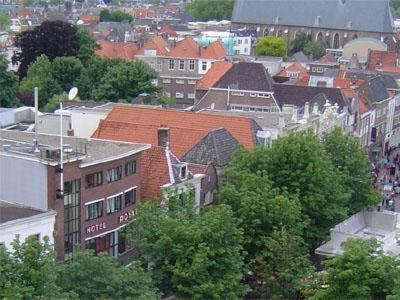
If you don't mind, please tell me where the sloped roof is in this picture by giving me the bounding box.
[181,128,240,167]
[136,36,170,56]
[367,50,397,70]
[167,37,227,59]
[318,54,338,63]
[232,0,394,33]
[213,62,274,92]
[159,26,177,37]
[196,61,233,89]
[277,62,309,78]
[358,76,390,103]
[95,40,137,60]
[273,83,348,109]
[92,106,258,157]
[288,51,310,63]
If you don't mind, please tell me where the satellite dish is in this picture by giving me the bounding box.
[68,87,78,101]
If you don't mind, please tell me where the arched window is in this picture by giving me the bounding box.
[333,33,340,48]
[316,31,323,43]
[263,27,269,36]
[353,33,358,40]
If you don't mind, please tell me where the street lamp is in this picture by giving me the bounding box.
[59,87,78,200]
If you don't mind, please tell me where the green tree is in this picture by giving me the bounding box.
[0,56,20,107]
[303,41,327,60]
[0,236,62,299]
[52,56,83,91]
[56,249,159,299]
[307,238,400,299]
[93,60,158,102]
[0,12,11,31]
[128,190,245,299]
[42,92,67,112]
[219,167,306,263]
[76,27,99,65]
[185,0,235,21]
[225,133,350,248]
[323,128,380,214]
[20,55,62,108]
[13,20,80,78]
[99,9,133,22]
[255,36,287,57]
[253,228,313,299]
[290,32,311,55]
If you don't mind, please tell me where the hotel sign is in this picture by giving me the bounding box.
[119,210,135,223]
[86,222,106,234]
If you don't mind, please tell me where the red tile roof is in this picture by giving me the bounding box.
[277,62,309,79]
[95,40,137,60]
[358,93,369,114]
[80,14,100,23]
[140,146,170,201]
[136,36,170,56]
[92,106,257,157]
[367,50,397,71]
[382,66,400,73]
[167,37,227,59]
[159,26,177,37]
[318,54,337,63]
[196,61,233,89]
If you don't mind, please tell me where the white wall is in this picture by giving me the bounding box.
[0,156,48,210]
[198,59,213,75]
[0,211,56,250]
[70,110,108,138]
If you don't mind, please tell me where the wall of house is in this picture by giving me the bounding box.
[0,211,56,250]
[0,156,48,210]
[48,152,143,261]
[199,164,218,205]
[70,110,108,138]
[159,76,198,107]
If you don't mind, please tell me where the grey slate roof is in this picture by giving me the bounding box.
[346,70,400,90]
[288,51,310,64]
[0,201,44,224]
[213,62,274,92]
[273,83,348,109]
[232,0,394,33]
[358,76,390,103]
[180,128,240,167]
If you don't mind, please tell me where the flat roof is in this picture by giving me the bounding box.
[0,130,151,167]
[0,200,45,224]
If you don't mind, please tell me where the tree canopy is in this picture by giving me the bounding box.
[127,189,245,299]
[100,9,133,22]
[0,56,20,107]
[289,32,327,59]
[0,12,11,31]
[184,0,235,21]
[0,236,158,299]
[303,238,400,299]
[255,36,287,57]
[14,20,80,78]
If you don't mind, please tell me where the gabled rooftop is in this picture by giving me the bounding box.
[136,36,170,56]
[196,61,233,89]
[95,40,137,60]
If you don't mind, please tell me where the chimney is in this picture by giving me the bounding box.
[157,126,170,147]
[278,114,285,129]
[291,107,298,123]
[303,102,310,119]
[312,102,319,115]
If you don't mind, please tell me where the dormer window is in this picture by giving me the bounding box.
[180,164,188,180]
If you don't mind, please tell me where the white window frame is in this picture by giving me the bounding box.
[176,79,185,84]
[189,60,195,71]
[169,59,175,70]
[179,60,185,70]
[175,92,184,98]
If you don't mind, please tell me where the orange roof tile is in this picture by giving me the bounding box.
[136,36,170,56]
[318,54,337,63]
[80,14,100,23]
[167,37,227,59]
[140,146,170,201]
[93,106,257,157]
[95,40,137,60]
[358,93,369,114]
[367,50,397,70]
[382,66,400,73]
[201,40,227,60]
[159,26,177,37]
[277,62,309,79]
[196,61,233,89]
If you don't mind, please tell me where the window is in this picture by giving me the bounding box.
[125,188,137,206]
[258,93,270,98]
[231,106,243,111]
[188,93,195,99]
[85,201,103,221]
[188,80,196,85]
[125,160,137,176]
[64,179,81,260]
[179,60,185,70]
[164,92,171,97]
[244,48,248,53]
[85,172,102,188]
[238,39,242,44]
[162,79,171,84]
[202,61,207,71]
[176,79,185,84]
[250,93,257,97]
[157,61,162,71]
[244,38,249,44]
[169,59,175,70]
[189,60,195,71]
[30,233,40,241]
[109,231,118,257]
[106,166,122,183]
[175,92,184,98]
[180,165,187,179]
[232,92,244,96]
[107,194,122,214]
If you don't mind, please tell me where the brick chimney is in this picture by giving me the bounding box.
[157,125,170,147]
